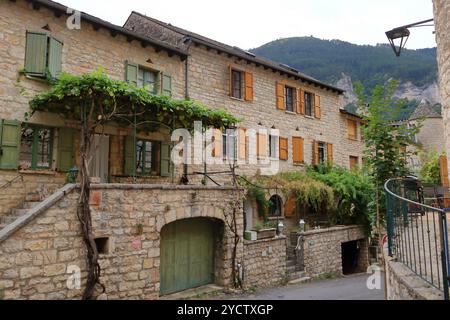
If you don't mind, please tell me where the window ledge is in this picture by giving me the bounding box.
[304,115,315,119]
[19,169,57,175]
[293,162,305,166]
[229,96,245,102]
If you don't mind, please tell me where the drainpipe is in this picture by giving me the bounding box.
[182,37,193,183]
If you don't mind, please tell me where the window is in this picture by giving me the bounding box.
[135,140,160,176]
[285,86,294,112]
[318,142,326,164]
[20,126,53,170]
[222,130,237,160]
[25,32,63,78]
[269,195,283,217]
[347,119,358,140]
[269,134,278,158]
[138,68,158,93]
[349,156,359,170]
[94,237,110,255]
[231,69,243,99]
[304,92,313,116]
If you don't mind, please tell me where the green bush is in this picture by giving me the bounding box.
[419,151,441,185]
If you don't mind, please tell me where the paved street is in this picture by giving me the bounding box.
[237,273,385,300]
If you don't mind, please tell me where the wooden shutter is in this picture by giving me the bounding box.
[162,73,172,97]
[440,155,449,187]
[292,137,304,164]
[297,89,305,114]
[25,32,48,76]
[347,119,357,140]
[244,72,253,101]
[284,196,296,217]
[238,128,247,160]
[125,61,138,86]
[57,128,75,172]
[160,142,171,177]
[312,141,319,165]
[279,137,288,161]
[327,143,333,165]
[0,120,21,169]
[123,136,135,176]
[349,156,359,171]
[48,38,63,78]
[212,129,222,158]
[256,133,267,157]
[314,94,321,119]
[276,82,285,110]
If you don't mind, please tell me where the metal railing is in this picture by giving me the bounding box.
[385,178,450,300]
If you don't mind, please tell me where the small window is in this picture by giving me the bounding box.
[350,156,359,170]
[231,69,243,99]
[318,142,326,164]
[138,68,158,94]
[94,237,110,254]
[20,126,53,170]
[347,119,358,140]
[269,135,278,158]
[222,130,237,160]
[269,195,283,217]
[285,86,294,112]
[304,92,313,116]
[135,140,160,176]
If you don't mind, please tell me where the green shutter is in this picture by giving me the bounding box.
[160,142,171,177]
[125,61,139,86]
[162,74,172,97]
[48,38,63,78]
[124,135,135,176]
[0,120,21,169]
[25,32,48,76]
[57,128,75,172]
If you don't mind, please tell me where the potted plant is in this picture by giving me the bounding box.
[252,221,277,240]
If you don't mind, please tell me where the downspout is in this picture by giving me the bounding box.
[182,37,193,183]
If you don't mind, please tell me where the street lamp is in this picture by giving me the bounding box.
[385,18,434,57]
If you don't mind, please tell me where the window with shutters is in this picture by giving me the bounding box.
[231,69,243,99]
[19,125,54,170]
[138,68,158,94]
[125,61,171,96]
[24,32,63,78]
[304,92,314,116]
[347,119,358,140]
[349,156,359,170]
[135,139,160,176]
[285,86,295,112]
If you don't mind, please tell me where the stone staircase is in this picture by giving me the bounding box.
[286,232,308,281]
[0,192,43,230]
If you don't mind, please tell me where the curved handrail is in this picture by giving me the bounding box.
[384,178,445,213]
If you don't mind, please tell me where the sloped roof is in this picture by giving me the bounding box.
[409,100,441,120]
[124,12,344,94]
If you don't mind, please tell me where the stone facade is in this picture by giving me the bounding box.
[299,226,368,277]
[433,0,450,181]
[242,237,287,288]
[0,184,247,299]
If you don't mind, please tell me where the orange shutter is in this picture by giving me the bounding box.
[349,156,359,170]
[292,137,304,164]
[440,155,449,187]
[314,94,321,119]
[284,196,296,217]
[238,128,247,160]
[276,82,285,110]
[312,141,319,165]
[327,143,333,165]
[212,129,222,158]
[279,137,289,161]
[244,72,253,101]
[347,119,357,140]
[297,89,305,114]
[256,133,267,157]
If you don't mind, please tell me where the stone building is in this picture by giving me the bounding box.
[433,0,450,182]
[0,0,367,299]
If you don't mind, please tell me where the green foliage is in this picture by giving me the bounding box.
[245,184,270,219]
[419,151,441,185]
[252,220,278,231]
[29,68,240,131]
[356,80,422,225]
[251,37,437,91]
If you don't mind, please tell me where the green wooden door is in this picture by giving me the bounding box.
[160,219,215,295]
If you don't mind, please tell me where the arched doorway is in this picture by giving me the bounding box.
[160,218,218,295]
[269,195,283,217]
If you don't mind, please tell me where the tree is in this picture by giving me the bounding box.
[419,151,442,185]
[355,80,421,233]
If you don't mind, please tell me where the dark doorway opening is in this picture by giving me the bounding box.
[341,240,359,275]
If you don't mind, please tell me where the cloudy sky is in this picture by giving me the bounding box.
[58,0,436,50]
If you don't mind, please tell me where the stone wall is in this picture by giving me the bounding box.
[383,245,444,300]
[242,237,287,288]
[0,184,245,300]
[300,225,368,277]
[433,0,450,182]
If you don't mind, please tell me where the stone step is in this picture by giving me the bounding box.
[286,260,296,268]
[21,201,40,209]
[288,276,311,285]
[11,209,28,216]
[25,193,41,202]
[1,214,21,225]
